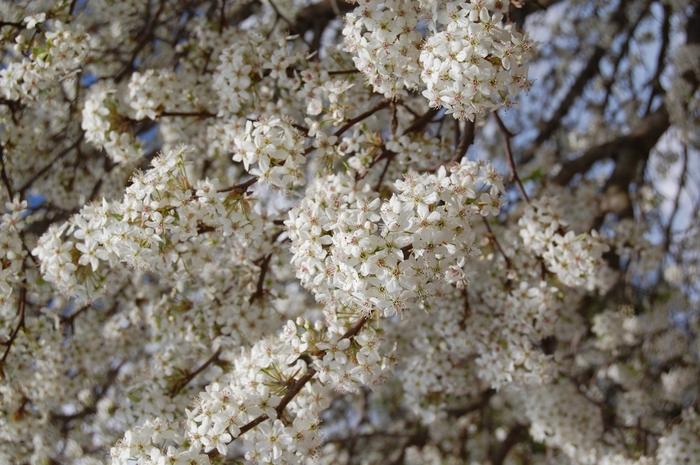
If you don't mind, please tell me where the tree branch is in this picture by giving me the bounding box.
[229,315,370,443]
[662,146,689,254]
[553,107,669,185]
[0,287,26,378]
[0,145,15,199]
[334,100,391,138]
[491,424,527,465]
[530,1,630,149]
[494,112,530,202]
[168,348,222,397]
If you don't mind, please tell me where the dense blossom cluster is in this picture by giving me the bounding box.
[0,198,27,319]
[33,147,264,301]
[82,82,145,163]
[181,315,390,464]
[521,382,604,464]
[0,1,699,465]
[420,4,534,120]
[468,279,562,388]
[393,289,482,421]
[127,69,213,121]
[342,0,534,120]
[520,196,613,291]
[342,0,424,97]
[110,419,211,465]
[0,19,88,102]
[212,31,305,117]
[287,161,502,316]
[657,409,700,465]
[232,117,306,190]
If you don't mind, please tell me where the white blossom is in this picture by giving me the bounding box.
[419,2,534,120]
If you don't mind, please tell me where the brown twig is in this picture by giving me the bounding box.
[531,0,629,149]
[644,3,671,115]
[402,108,439,134]
[159,110,216,118]
[454,120,475,161]
[662,146,688,254]
[218,176,257,193]
[53,362,125,421]
[491,424,527,465]
[446,389,495,417]
[169,348,222,397]
[0,145,15,199]
[334,100,391,138]
[374,154,395,191]
[249,254,273,303]
[328,69,360,76]
[115,1,166,82]
[482,218,513,269]
[494,112,530,202]
[18,133,85,194]
[553,108,669,185]
[230,315,370,442]
[0,21,24,30]
[0,287,27,377]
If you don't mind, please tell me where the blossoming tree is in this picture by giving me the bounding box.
[1,0,699,464]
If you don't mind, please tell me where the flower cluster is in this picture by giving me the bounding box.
[470,280,561,389]
[592,307,637,351]
[210,35,258,116]
[419,3,534,120]
[1,1,696,465]
[384,131,454,173]
[657,409,700,465]
[0,20,89,102]
[212,31,305,117]
[519,196,612,291]
[82,82,145,163]
[33,146,263,301]
[127,69,209,120]
[0,197,27,318]
[599,455,655,465]
[299,71,357,123]
[542,230,611,290]
[342,0,424,97]
[232,117,306,190]
[110,418,210,465]
[287,160,503,317]
[185,315,390,462]
[395,290,484,421]
[521,382,604,464]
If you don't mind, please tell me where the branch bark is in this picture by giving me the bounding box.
[553,107,669,186]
